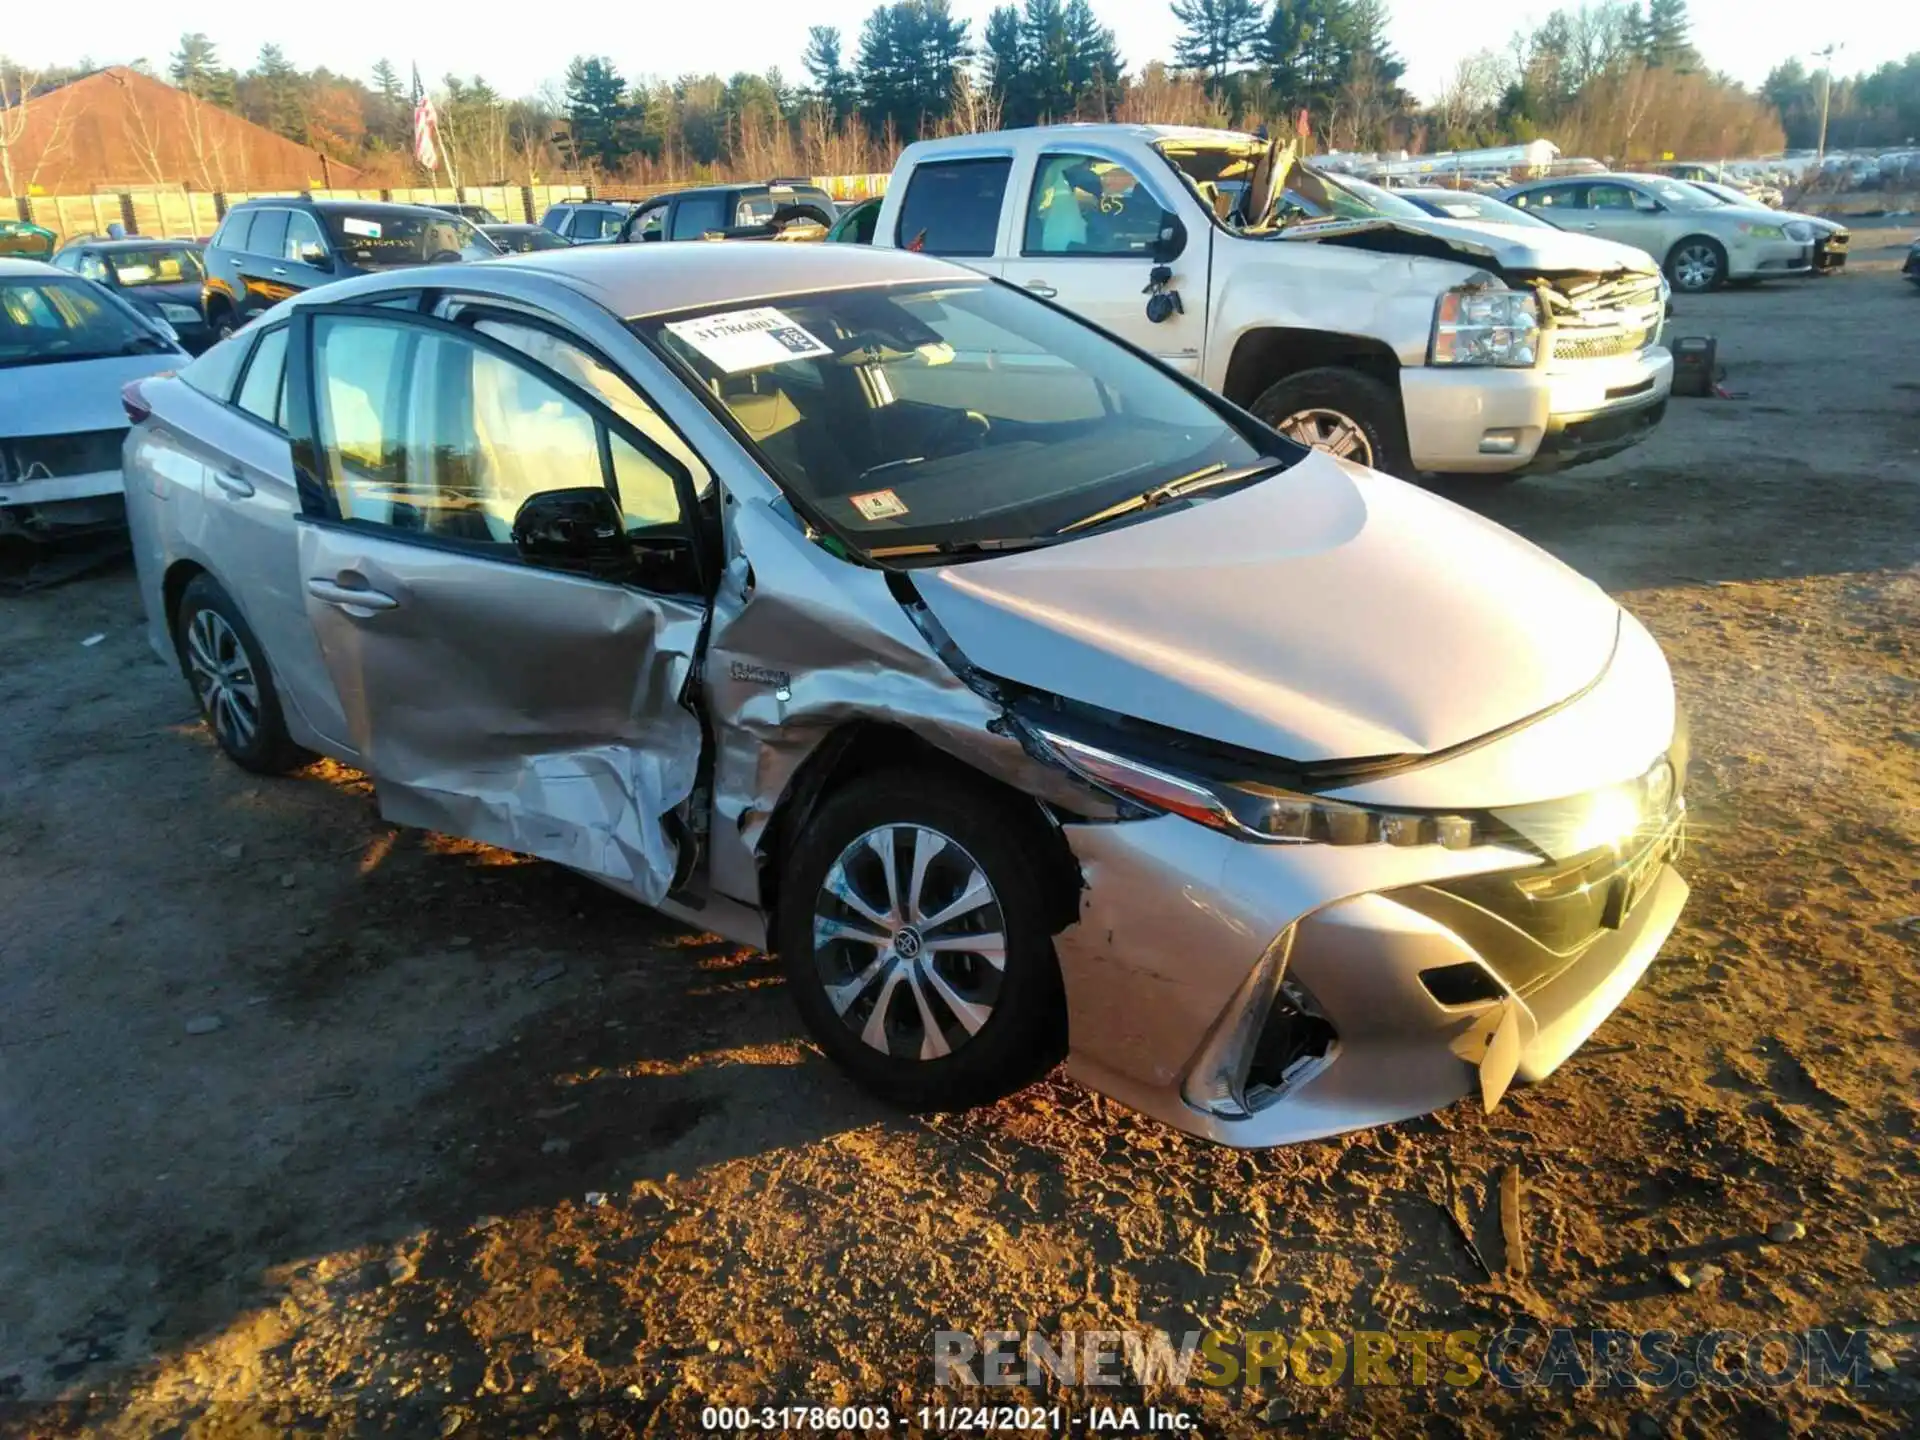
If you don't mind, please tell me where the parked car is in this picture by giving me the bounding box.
[0,218,58,260]
[613,183,837,243]
[1678,180,1848,273]
[870,125,1672,479]
[1500,173,1815,292]
[1396,188,1565,231]
[537,199,643,244]
[0,257,187,544]
[827,196,882,245]
[119,243,1690,1147]
[1905,237,1920,288]
[480,222,571,254]
[201,198,499,339]
[427,202,502,226]
[1657,163,1783,208]
[51,238,213,351]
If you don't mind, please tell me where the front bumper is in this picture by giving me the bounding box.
[1400,345,1673,475]
[1811,231,1849,273]
[1728,238,1812,279]
[1055,811,1687,1147]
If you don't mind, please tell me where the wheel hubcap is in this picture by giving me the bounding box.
[1676,247,1718,289]
[185,608,260,753]
[812,824,1005,1062]
[1277,407,1374,465]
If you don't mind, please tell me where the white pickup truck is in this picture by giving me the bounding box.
[869,124,1674,479]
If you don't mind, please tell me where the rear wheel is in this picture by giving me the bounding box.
[174,574,310,775]
[778,771,1066,1111]
[1249,367,1412,478]
[206,300,237,341]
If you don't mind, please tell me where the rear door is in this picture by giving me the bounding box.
[285,303,711,903]
[889,154,1015,273]
[1578,182,1670,255]
[234,208,295,321]
[1000,146,1205,375]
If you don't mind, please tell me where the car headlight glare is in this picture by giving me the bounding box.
[1430,286,1539,368]
[1036,730,1485,850]
[1491,756,1680,862]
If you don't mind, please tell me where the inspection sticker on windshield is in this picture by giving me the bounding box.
[850,488,909,521]
[341,217,382,238]
[665,306,832,373]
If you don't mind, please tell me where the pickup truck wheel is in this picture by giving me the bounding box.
[1250,368,1411,478]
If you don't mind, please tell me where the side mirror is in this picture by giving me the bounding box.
[300,245,332,270]
[511,488,634,580]
[1151,208,1187,263]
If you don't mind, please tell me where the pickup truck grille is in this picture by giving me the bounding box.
[1,428,127,484]
[1536,270,1665,367]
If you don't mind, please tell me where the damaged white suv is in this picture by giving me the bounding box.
[121,244,1688,1146]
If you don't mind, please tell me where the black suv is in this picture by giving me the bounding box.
[200,198,499,338]
[615,182,837,242]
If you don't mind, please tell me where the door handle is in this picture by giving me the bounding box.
[307,577,399,612]
[1578,222,1598,230]
[1023,280,1058,298]
[211,465,254,498]
[271,266,288,276]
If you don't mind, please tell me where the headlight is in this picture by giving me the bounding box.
[157,301,201,323]
[1036,730,1486,850]
[1782,220,1815,243]
[1738,221,1785,239]
[1429,286,1539,368]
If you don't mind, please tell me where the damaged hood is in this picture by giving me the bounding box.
[0,353,181,439]
[914,451,1621,764]
[1284,212,1658,276]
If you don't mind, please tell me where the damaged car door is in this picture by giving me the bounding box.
[285,304,710,904]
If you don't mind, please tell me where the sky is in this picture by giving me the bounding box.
[3,2,1906,106]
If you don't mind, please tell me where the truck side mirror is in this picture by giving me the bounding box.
[1151,209,1187,263]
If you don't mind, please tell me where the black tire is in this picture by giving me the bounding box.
[1665,236,1728,293]
[777,770,1067,1112]
[206,299,237,341]
[174,573,310,775]
[1248,366,1413,478]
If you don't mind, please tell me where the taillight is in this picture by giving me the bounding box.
[121,379,152,424]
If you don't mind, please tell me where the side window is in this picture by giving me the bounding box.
[670,195,727,240]
[216,211,255,252]
[315,316,689,548]
[1587,184,1634,211]
[541,206,570,235]
[895,157,1011,257]
[1024,154,1160,256]
[572,208,624,241]
[235,325,289,428]
[51,251,78,271]
[78,253,111,282]
[284,210,328,264]
[1628,187,1663,213]
[468,314,713,518]
[248,209,289,258]
[631,202,667,240]
[180,329,253,402]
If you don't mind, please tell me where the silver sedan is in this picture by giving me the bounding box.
[118,244,1689,1147]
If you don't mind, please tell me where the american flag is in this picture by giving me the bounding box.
[411,64,440,170]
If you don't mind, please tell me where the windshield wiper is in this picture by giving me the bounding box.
[1056,458,1285,535]
[868,535,1059,562]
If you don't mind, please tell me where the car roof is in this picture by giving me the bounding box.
[72,237,203,251]
[910,121,1259,150]
[289,242,980,320]
[228,197,460,218]
[0,257,65,278]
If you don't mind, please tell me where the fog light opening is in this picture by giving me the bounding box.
[1243,980,1338,1109]
[1478,428,1523,455]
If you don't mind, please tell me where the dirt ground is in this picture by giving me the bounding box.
[2,226,1917,1439]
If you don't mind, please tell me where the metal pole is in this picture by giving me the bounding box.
[1812,44,1841,163]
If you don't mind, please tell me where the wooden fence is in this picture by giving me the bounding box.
[7,175,892,246]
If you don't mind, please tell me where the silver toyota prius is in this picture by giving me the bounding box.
[121,244,1689,1146]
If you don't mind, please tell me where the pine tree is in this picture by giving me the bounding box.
[169,32,235,108]
[253,44,305,141]
[371,60,403,106]
[1170,0,1264,91]
[983,6,1031,120]
[562,55,631,172]
[856,2,971,140]
[1644,0,1699,70]
[802,27,858,124]
[1065,0,1122,112]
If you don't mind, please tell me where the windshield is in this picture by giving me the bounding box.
[1638,177,1710,208]
[0,276,171,368]
[321,209,498,269]
[103,246,205,287]
[639,281,1272,557]
[1406,191,1555,229]
[485,226,569,253]
[1155,139,1428,230]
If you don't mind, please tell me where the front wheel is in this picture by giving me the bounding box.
[778,771,1066,1112]
[1249,367,1412,478]
[1666,237,1728,293]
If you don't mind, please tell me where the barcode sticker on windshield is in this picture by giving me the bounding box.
[665,306,832,373]
[341,217,382,238]
[850,488,909,521]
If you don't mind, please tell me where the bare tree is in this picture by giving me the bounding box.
[114,72,171,187]
[1,68,78,200]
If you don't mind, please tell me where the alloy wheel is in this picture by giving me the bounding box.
[811,824,1006,1063]
[185,608,261,753]
[1276,407,1375,466]
[1673,244,1721,292]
